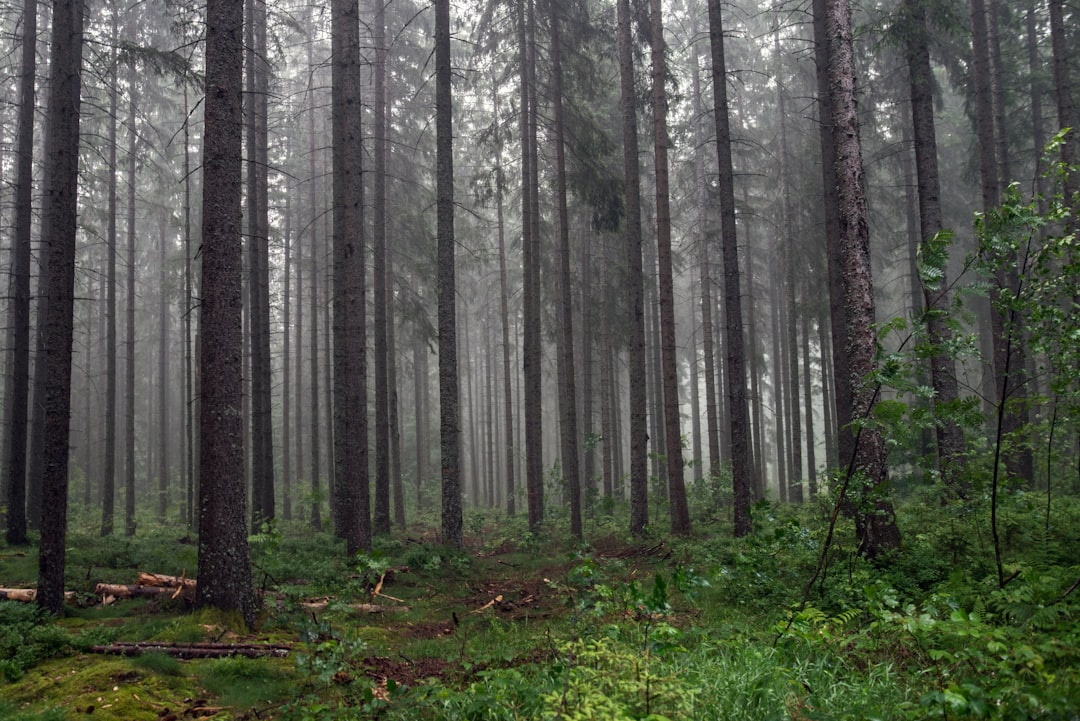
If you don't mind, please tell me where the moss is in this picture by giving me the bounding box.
[0,655,212,721]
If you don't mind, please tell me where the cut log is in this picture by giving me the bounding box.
[137,572,197,590]
[94,583,194,601]
[90,641,290,659]
[0,588,76,603]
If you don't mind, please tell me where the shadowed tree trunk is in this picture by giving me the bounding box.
[124,90,138,538]
[617,0,648,536]
[373,0,392,537]
[549,0,583,540]
[903,0,966,494]
[332,0,371,554]
[2,0,37,546]
[36,0,84,615]
[436,0,462,548]
[648,0,689,534]
[708,0,754,536]
[197,0,259,628]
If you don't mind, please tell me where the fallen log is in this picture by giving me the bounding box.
[94,583,194,601]
[300,598,410,613]
[90,641,291,659]
[136,572,196,590]
[0,588,76,603]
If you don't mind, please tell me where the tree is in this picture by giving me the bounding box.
[648,0,689,534]
[247,0,275,530]
[617,0,648,536]
[707,0,753,536]
[901,0,966,493]
[373,0,392,537]
[332,0,371,555]
[196,0,259,628]
[436,0,462,548]
[827,0,901,558]
[3,0,37,546]
[36,0,85,615]
[548,0,583,540]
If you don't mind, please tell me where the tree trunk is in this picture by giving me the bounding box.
[157,212,170,520]
[813,0,851,469]
[648,0,689,534]
[2,0,36,545]
[197,0,258,628]
[549,4,583,540]
[708,0,754,536]
[247,0,275,530]
[495,88,516,517]
[827,0,901,558]
[617,0,648,536]
[100,19,119,537]
[331,0,370,554]
[903,0,966,494]
[36,0,84,615]
[125,90,138,538]
[436,0,462,548]
[373,0,391,537]
[520,0,544,530]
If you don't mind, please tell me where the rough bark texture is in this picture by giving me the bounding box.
[3,0,36,545]
[436,0,462,549]
[36,0,84,616]
[618,0,648,536]
[813,0,851,468]
[331,0,370,555]
[708,0,753,536]
[373,0,391,536]
[904,0,966,494]
[649,0,690,534]
[549,7,583,539]
[197,0,259,628]
[827,0,901,558]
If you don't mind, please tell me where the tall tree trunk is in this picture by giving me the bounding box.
[36,0,84,615]
[124,91,138,538]
[373,0,391,536]
[435,0,462,548]
[247,0,275,530]
[197,0,258,627]
[494,89,516,517]
[549,3,583,539]
[801,302,818,494]
[708,0,754,536]
[158,213,170,520]
[520,0,544,529]
[617,0,648,536]
[813,0,851,468]
[307,29,322,531]
[648,0,689,534]
[183,83,197,530]
[904,0,966,495]
[3,0,37,545]
[332,0,371,554]
[283,189,293,521]
[1048,0,1076,197]
[827,0,901,558]
[100,21,119,537]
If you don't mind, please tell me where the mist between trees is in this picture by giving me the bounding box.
[0,0,1077,617]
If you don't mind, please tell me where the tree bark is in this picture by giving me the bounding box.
[436,0,462,548]
[2,0,36,545]
[36,0,85,616]
[617,0,648,536]
[708,0,754,536]
[827,0,901,558]
[197,0,259,628]
[373,0,392,536]
[332,0,371,554]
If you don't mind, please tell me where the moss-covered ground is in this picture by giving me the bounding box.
[3,495,1080,720]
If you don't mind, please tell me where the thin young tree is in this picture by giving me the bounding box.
[36,0,85,615]
[196,0,259,628]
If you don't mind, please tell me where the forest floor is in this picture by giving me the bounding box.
[2,496,1079,720]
